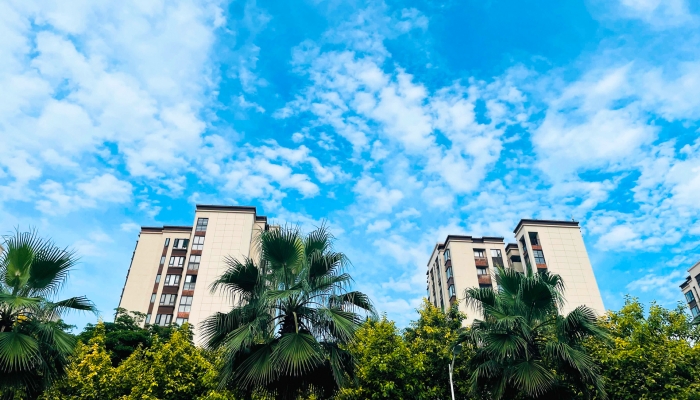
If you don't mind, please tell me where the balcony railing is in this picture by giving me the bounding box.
[478,275,492,285]
[474,257,488,267]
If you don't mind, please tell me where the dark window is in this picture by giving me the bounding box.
[444,249,451,261]
[474,249,486,258]
[528,232,540,246]
[155,274,161,283]
[477,268,488,275]
[692,306,700,318]
[192,235,205,250]
[164,274,180,286]
[685,291,695,303]
[524,254,532,270]
[519,236,527,252]
[446,267,453,279]
[155,314,172,326]
[145,314,151,324]
[160,293,177,306]
[510,255,521,263]
[533,250,546,264]
[195,218,208,232]
[188,255,201,270]
[184,275,197,290]
[169,256,185,267]
[164,238,170,247]
[448,285,456,297]
[179,296,193,312]
[173,239,189,250]
[150,293,156,303]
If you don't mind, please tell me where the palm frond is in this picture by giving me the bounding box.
[509,359,555,397]
[0,332,40,371]
[270,332,324,377]
[211,257,260,298]
[47,296,97,319]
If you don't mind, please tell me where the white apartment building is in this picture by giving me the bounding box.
[426,219,606,324]
[118,205,268,344]
[680,261,700,319]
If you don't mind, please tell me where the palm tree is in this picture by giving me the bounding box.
[201,225,375,399]
[0,229,96,399]
[460,266,608,400]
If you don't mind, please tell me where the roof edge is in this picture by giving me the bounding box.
[513,219,579,234]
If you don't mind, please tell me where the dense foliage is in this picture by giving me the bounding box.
[585,297,700,400]
[202,225,375,399]
[461,266,608,399]
[0,230,96,399]
[338,301,473,400]
[76,308,176,366]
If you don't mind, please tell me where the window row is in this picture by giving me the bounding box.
[154,274,197,289]
[474,249,503,258]
[195,218,208,232]
[146,313,190,326]
[192,235,205,250]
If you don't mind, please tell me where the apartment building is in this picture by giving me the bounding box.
[118,204,268,343]
[679,261,700,319]
[426,219,606,324]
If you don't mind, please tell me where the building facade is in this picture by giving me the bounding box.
[118,204,268,343]
[679,261,700,319]
[426,219,606,324]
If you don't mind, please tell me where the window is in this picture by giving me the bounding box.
[154,314,172,326]
[524,254,532,270]
[155,274,161,283]
[188,255,201,270]
[445,267,453,279]
[528,232,540,246]
[150,293,156,303]
[490,249,502,257]
[169,256,185,267]
[448,284,456,298]
[510,255,521,263]
[145,314,151,324]
[685,291,695,303]
[519,236,528,252]
[173,239,189,250]
[692,306,700,318]
[179,296,193,312]
[443,249,451,262]
[195,218,208,232]
[160,293,177,306]
[164,274,180,286]
[164,238,170,247]
[184,275,197,290]
[192,235,205,250]
[533,250,546,264]
[477,268,488,275]
[175,318,189,325]
[474,249,486,258]
[160,256,166,265]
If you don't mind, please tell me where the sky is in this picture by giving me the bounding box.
[2,0,700,330]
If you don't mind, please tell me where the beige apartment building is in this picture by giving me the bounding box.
[118,204,268,343]
[426,219,606,323]
[679,261,700,319]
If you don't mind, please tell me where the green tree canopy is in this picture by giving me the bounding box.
[461,266,608,399]
[202,225,375,400]
[0,229,96,399]
[585,297,700,400]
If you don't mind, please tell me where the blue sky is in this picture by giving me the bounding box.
[2,0,700,329]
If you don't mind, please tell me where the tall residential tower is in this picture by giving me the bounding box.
[118,205,268,343]
[426,219,605,324]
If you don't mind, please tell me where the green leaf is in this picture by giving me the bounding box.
[270,332,324,377]
[0,332,40,371]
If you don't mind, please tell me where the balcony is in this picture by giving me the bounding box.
[478,275,492,285]
[474,257,488,267]
[449,295,457,304]
[532,244,542,250]
[492,257,504,268]
[445,259,452,268]
[447,277,454,286]
[536,263,547,270]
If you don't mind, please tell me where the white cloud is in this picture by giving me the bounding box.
[353,176,404,213]
[616,0,695,27]
[367,219,391,233]
[120,222,140,232]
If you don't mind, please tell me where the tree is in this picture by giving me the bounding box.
[202,225,375,399]
[41,322,116,400]
[461,266,608,399]
[77,308,176,366]
[403,300,474,399]
[0,229,96,399]
[585,297,700,400]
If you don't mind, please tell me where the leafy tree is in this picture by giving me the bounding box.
[585,297,700,400]
[114,323,231,399]
[336,316,424,400]
[403,300,474,399]
[461,266,608,399]
[77,308,176,366]
[0,230,96,399]
[202,225,375,399]
[41,322,116,400]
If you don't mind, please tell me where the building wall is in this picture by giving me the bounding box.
[515,222,605,315]
[119,231,163,316]
[680,262,700,318]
